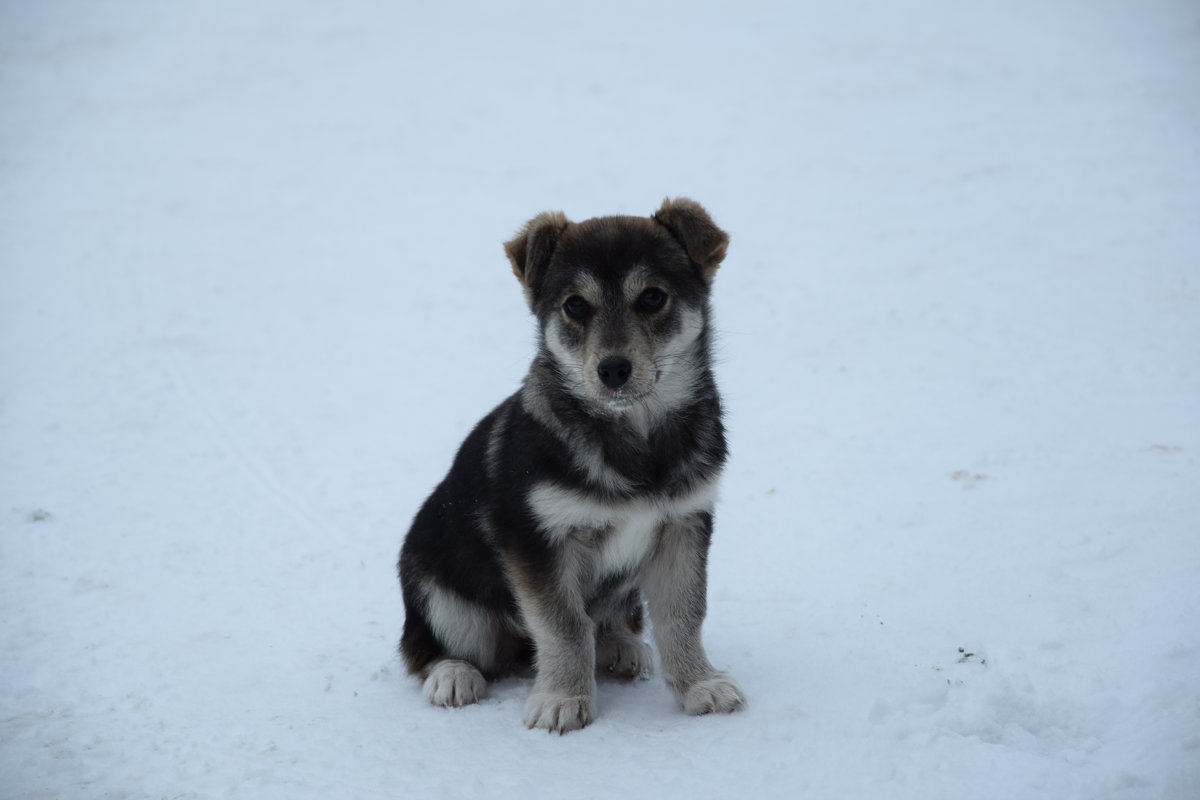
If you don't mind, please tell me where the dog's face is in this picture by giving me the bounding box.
[505,199,729,417]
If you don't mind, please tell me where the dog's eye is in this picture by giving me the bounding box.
[635,287,668,313]
[563,295,592,321]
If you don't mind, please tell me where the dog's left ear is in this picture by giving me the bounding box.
[652,197,729,284]
[504,211,570,306]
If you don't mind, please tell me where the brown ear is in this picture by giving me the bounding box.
[503,211,570,306]
[652,197,729,283]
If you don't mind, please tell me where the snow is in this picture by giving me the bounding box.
[2,0,1199,797]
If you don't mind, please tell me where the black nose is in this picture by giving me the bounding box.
[597,356,632,389]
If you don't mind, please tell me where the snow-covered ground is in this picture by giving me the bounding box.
[3,1,1198,797]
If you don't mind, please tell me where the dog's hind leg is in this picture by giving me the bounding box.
[402,579,504,708]
[401,616,491,708]
[595,588,654,679]
[422,658,488,707]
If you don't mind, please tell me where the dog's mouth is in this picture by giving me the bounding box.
[594,367,660,410]
[600,386,653,410]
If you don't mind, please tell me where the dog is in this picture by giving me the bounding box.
[397,198,745,732]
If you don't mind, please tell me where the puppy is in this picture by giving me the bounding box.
[398,198,745,732]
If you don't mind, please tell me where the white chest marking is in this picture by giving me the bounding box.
[599,506,661,573]
[526,478,719,573]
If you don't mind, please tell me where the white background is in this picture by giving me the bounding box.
[2,1,1198,797]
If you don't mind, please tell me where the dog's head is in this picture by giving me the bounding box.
[504,198,729,418]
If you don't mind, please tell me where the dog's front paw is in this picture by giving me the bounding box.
[682,672,746,715]
[523,690,595,733]
[422,659,487,708]
[597,631,654,679]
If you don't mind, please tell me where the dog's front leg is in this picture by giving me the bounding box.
[511,563,597,733]
[642,513,746,715]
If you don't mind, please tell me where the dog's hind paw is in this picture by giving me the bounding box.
[682,673,746,715]
[422,659,487,708]
[597,631,654,679]
[523,690,595,733]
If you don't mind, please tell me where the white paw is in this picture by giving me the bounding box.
[597,632,654,679]
[523,690,595,733]
[422,659,486,708]
[683,673,746,715]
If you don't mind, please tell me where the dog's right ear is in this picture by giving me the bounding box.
[504,211,570,306]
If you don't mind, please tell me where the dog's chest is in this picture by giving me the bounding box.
[592,505,660,574]
[525,479,716,575]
